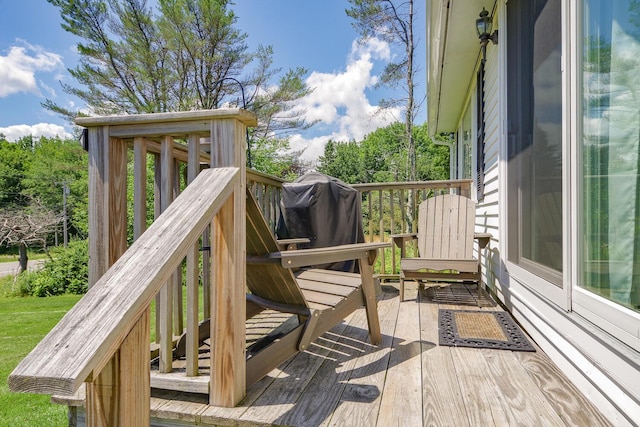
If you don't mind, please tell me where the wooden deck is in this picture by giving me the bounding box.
[131,282,611,427]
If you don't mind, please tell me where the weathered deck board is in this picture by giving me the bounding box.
[269,312,371,426]
[419,289,471,427]
[141,282,611,427]
[516,349,613,427]
[237,316,353,424]
[376,285,423,426]
[322,287,399,427]
[481,349,566,426]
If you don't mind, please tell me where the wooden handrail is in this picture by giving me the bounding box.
[351,179,472,192]
[8,167,239,397]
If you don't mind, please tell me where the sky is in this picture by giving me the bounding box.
[0,0,426,162]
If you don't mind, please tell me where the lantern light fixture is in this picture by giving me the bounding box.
[476,8,498,47]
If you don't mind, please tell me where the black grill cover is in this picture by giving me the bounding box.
[277,172,365,272]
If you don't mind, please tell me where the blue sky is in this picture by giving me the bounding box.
[0,0,426,161]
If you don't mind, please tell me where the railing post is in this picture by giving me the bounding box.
[210,118,247,406]
[87,134,150,425]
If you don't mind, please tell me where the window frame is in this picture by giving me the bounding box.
[571,0,640,350]
[502,0,571,309]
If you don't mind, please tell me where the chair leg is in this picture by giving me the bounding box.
[399,276,405,302]
[359,257,382,345]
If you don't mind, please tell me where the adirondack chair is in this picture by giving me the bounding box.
[392,193,490,303]
[244,190,389,386]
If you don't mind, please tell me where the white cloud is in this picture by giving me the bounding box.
[0,123,73,141]
[290,38,401,162]
[0,40,64,98]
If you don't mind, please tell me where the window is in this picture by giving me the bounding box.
[581,0,640,313]
[507,0,563,284]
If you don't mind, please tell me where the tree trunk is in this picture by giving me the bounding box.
[18,242,28,274]
[406,0,416,232]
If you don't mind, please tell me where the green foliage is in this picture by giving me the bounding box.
[0,137,32,209]
[0,270,37,298]
[317,140,362,184]
[318,122,449,184]
[28,240,89,297]
[0,136,89,252]
[21,137,89,236]
[250,137,306,181]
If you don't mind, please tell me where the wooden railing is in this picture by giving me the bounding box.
[242,175,472,277]
[247,169,285,232]
[8,167,239,422]
[9,109,256,425]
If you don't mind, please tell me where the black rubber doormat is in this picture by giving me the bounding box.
[438,309,536,352]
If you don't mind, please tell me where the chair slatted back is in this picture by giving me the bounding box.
[246,191,308,308]
[417,194,476,260]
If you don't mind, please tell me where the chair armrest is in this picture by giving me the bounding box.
[474,233,491,250]
[266,242,391,269]
[390,233,418,248]
[276,238,311,251]
[390,233,417,258]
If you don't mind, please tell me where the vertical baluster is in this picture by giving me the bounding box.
[400,189,406,234]
[367,191,373,242]
[264,185,272,228]
[173,157,183,337]
[390,189,396,274]
[159,136,174,373]
[154,153,162,344]
[202,226,211,320]
[186,134,200,377]
[275,187,282,233]
[132,137,153,404]
[378,189,385,274]
[133,137,147,241]
[271,186,277,232]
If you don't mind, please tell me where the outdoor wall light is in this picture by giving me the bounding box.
[476,8,498,47]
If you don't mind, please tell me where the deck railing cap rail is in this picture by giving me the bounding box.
[351,179,473,192]
[75,108,257,128]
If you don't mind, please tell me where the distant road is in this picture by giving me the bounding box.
[0,260,46,278]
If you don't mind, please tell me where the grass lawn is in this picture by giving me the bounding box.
[0,294,81,427]
[0,285,203,425]
[0,252,49,263]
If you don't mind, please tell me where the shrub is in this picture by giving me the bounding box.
[1,240,89,297]
[41,240,89,296]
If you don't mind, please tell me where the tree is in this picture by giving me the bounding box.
[318,140,362,184]
[0,137,32,209]
[346,0,419,181]
[317,122,448,185]
[250,136,307,181]
[45,0,313,143]
[21,137,89,238]
[0,201,62,273]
